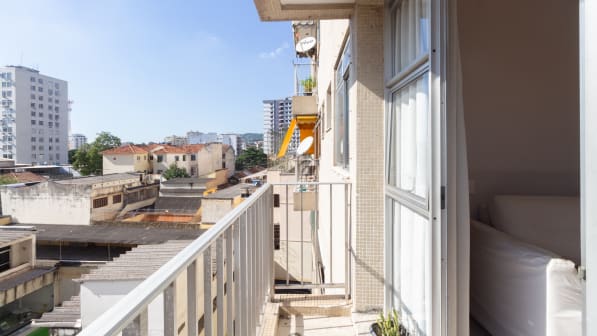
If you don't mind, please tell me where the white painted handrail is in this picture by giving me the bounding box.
[78,184,274,336]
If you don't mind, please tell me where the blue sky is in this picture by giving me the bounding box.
[0,0,295,143]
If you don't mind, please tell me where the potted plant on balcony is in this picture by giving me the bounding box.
[370,309,411,336]
[301,76,316,96]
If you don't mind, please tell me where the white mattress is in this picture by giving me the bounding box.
[470,220,581,336]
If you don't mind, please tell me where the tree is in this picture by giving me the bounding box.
[68,149,77,164]
[72,132,121,176]
[162,164,190,180]
[236,147,267,170]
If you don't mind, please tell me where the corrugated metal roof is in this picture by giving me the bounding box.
[78,241,192,281]
[33,296,81,328]
[33,224,204,245]
[0,230,34,246]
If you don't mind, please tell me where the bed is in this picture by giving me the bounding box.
[470,195,583,336]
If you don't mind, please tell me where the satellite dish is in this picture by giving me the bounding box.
[296,136,314,155]
[295,37,317,53]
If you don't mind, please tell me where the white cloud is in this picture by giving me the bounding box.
[259,42,290,59]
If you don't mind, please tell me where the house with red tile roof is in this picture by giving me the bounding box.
[101,143,236,178]
[101,145,151,175]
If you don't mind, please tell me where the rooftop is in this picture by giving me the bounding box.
[204,183,256,199]
[78,240,191,281]
[54,173,140,186]
[32,224,204,245]
[101,144,148,155]
[0,229,35,248]
[33,296,81,329]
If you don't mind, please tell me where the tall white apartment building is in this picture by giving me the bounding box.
[263,98,298,156]
[0,66,69,165]
[69,133,87,150]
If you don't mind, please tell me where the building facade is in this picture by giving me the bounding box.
[163,135,187,147]
[0,66,69,165]
[263,98,299,156]
[186,131,218,144]
[69,133,87,150]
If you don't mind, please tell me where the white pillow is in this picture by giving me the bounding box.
[490,195,580,264]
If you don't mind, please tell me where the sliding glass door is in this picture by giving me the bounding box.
[385,0,443,334]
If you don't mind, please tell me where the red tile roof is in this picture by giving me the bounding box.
[101,144,148,155]
[152,144,205,154]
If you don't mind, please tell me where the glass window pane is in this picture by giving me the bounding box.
[392,0,430,75]
[388,74,429,199]
[392,202,430,334]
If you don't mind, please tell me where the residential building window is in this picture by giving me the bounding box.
[39,137,44,142]
[38,87,43,92]
[55,138,59,143]
[0,246,10,273]
[38,96,43,101]
[31,111,36,117]
[55,107,59,112]
[49,138,53,143]
[55,83,59,90]
[38,104,43,109]
[48,105,53,110]
[175,155,179,161]
[31,103,35,108]
[31,120,36,125]
[48,122,53,128]
[49,146,53,151]
[31,85,35,91]
[31,145,36,151]
[190,154,196,161]
[334,38,351,169]
[113,194,122,204]
[274,224,280,250]
[30,77,36,82]
[56,153,60,160]
[182,155,186,161]
[48,89,53,96]
[55,122,59,128]
[54,99,59,104]
[157,155,163,162]
[39,120,44,126]
[49,114,53,120]
[93,197,108,208]
[39,112,44,117]
[137,155,140,160]
[38,78,43,84]
[31,137,36,142]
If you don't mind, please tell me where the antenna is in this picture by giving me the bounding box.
[296,136,313,156]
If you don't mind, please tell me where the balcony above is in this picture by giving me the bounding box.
[292,95,317,117]
[254,0,355,21]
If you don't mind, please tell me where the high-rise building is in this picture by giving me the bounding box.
[69,133,87,150]
[0,66,69,165]
[263,98,298,156]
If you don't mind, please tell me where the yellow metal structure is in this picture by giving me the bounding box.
[277,116,318,158]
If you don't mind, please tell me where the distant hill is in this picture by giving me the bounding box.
[241,133,263,143]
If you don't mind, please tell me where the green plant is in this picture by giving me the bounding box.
[376,309,406,336]
[301,76,316,93]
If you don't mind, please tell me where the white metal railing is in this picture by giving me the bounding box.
[78,184,274,336]
[272,182,352,298]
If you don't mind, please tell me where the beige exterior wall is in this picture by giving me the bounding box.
[198,143,224,177]
[316,5,385,311]
[103,154,150,175]
[1,182,92,225]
